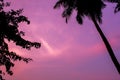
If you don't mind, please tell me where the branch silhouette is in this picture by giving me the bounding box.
[0,0,41,79]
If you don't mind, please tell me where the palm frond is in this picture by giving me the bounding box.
[54,0,105,24]
[104,0,120,13]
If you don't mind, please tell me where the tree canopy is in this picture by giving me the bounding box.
[0,0,41,79]
[54,0,106,24]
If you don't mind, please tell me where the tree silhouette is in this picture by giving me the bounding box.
[104,0,120,13]
[0,0,41,79]
[54,0,120,74]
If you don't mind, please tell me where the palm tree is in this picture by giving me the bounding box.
[54,0,120,74]
[104,0,120,13]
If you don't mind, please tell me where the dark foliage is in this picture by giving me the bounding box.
[0,0,41,79]
[104,0,120,12]
[54,0,106,24]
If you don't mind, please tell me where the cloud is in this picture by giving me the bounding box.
[4,0,120,80]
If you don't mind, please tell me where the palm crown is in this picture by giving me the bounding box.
[54,0,106,24]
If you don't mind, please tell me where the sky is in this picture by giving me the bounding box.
[3,0,120,80]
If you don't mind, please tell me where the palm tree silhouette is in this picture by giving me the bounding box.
[54,0,120,74]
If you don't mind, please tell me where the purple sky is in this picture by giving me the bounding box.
[3,0,120,80]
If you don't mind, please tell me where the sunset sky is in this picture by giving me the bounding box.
[4,0,120,80]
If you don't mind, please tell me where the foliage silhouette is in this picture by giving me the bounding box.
[104,0,120,13]
[0,0,41,79]
[54,0,120,74]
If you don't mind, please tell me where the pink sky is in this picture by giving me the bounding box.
[4,0,120,80]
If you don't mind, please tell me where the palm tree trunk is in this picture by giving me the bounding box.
[91,17,120,74]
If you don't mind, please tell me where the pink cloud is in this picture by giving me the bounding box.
[3,0,120,80]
